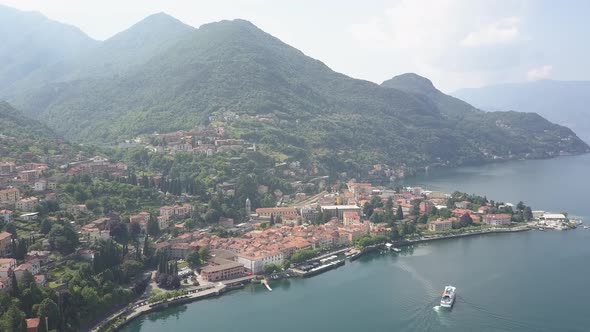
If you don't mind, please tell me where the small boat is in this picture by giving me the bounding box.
[440,286,456,308]
[392,248,402,252]
[583,226,589,229]
[538,227,545,231]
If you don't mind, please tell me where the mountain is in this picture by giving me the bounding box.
[0,101,55,139]
[5,12,194,97]
[3,17,588,172]
[453,80,590,142]
[382,73,589,161]
[0,5,97,92]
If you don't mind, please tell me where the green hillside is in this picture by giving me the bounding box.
[4,19,588,173]
[0,101,60,159]
[453,80,590,143]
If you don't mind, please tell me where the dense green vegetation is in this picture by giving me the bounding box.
[453,80,590,142]
[0,238,147,331]
[291,248,322,264]
[61,175,165,216]
[3,18,585,175]
[0,101,62,160]
[382,73,589,162]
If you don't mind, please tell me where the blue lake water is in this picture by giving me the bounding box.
[123,154,590,332]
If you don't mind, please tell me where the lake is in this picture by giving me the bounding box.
[122,154,590,332]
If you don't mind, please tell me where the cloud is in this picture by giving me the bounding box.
[526,65,553,81]
[461,17,521,47]
[348,1,529,91]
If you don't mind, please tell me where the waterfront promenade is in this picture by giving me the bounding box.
[403,225,530,245]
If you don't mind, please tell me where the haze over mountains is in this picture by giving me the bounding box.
[0,4,97,93]
[454,80,590,143]
[0,5,587,172]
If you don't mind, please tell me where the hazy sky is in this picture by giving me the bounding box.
[2,0,588,92]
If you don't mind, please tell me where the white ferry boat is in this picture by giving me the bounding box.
[440,286,456,308]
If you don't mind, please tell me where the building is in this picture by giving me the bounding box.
[0,162,15,175]
[19,170,40,182]
[237,251,284,274]
[320,205,361,220]
[16,197,39,212]
[0,258,17,278]
[455,201,471,209]
[33,180,47,192]
[483,214,512,226]
[0,232,12,256]
[255,207,298,219]
[219,217,234,228]
[0,209,13,223]
[299,206,319,222]
[67,204,88,215]
[342,211,361,226]
[478,206,491,214]
[170,243,194,260]
[540,213,567,221]
[200,261,245,282]
[20,212,39,221]
[14,263,35,280]
[130,212,150,224]
[0,188,20,203]
[428,219,453,232]
[47,179,58,190]
[34,274,47,287]
[26,318,40,332]
[160,204,193,221]
[419,201,434,214]
[26,251,51,265]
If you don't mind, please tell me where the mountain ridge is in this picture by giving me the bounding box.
[453,80,590,142]
[0,10,587,172]
[0,4,98,92]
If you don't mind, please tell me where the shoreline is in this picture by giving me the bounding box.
[101,225,536,331]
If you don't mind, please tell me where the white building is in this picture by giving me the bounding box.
[237,251,284,274]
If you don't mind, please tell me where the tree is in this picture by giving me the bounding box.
[363,202,374,218]
[0,305,26,332]
[142,235,153,259]
[411,202,420,216]
[4,223,17,237]
[524,206,533,221]
[19,270,35,290]
[129,220,141,237]
[186,251,201,268]
[48,223,79,255]
[396,206,404,220]
[184,218,196,230]
[40,219,52,234]
[516,201,525,211]
[459,213,473,228]
[275,215,283,225]
[264,264,281,274]
[14,238,27,260]
[269,214,275,226]
[418,214,428,224]
[198,246,210,262]
[147,215,160,237]
[10,273,19,298]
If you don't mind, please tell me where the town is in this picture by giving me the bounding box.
[0,125,580,332]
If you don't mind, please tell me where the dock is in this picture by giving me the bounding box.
[261,279,273,291]
[292,259,345,277]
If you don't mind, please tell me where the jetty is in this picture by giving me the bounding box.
[261,279,273,291]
